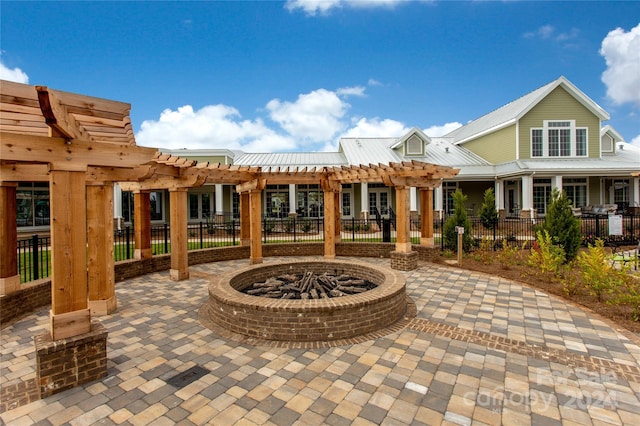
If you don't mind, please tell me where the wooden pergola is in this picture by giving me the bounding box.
[1,80,459,342]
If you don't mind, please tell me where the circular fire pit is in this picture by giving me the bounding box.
[202,259,408,342]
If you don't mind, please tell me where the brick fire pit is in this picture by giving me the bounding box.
[202,259,408,342]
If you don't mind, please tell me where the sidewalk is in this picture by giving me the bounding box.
[2,257,640,425]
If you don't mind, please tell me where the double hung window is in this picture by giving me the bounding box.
[531,121,587,158]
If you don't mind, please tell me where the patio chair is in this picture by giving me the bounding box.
[612,241,640,270]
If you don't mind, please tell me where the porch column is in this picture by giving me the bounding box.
[215,184,224,220]
[495,180,505,218]
[360,182,369,219]
[0,182,19,295]
[249,189,263,264]
[87,182,116,315]
[113,183,123,229]
[419,188,434,247]
[133,190,152,260]
[49,169,90,340]
[552,176,563,192]
[410,187,418,221]
[521,175,533,219]
[434,184,444,219]
[288,184,297,216]
[240,192,251,246]
[632,177,640,211]
[169,188,189,281]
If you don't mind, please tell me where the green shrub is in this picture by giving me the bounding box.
[541,188,581,262]
[575,239,621,302]
[479,187,499,230]
[528,230,565,275]
[443,189,473,252]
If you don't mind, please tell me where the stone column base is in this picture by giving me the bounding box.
[35,320,108,399]
[420,237,435,248]
[390,251,418,271]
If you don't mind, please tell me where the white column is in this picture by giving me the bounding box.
[552,176,563,193]
[434,184,443,219]
[360,182,369,218]
[409,187,417,211]
[113,183,122,219]
[632,177,640,208]
[215,184,224,215]
[495,179,504,210]
[521,175,533,214]
[289,184,297,215]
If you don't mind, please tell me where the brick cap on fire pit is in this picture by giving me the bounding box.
[200,258,414,345]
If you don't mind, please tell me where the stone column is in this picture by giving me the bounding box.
[521,175,533,219]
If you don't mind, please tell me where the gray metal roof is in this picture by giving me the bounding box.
[445,76,610,145]
[233,152,347,168]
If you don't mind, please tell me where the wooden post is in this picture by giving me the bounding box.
[87,183,116,315]
[0,182,19,295]
[323,188,336,259]
[133,190,152,260]
[334,191,341,243]
[395,186,412,253]
[170,188,189,281]
[420,188,434,247]
[240,192,250,246]
[49,169,90,340]
[249,189,263,264]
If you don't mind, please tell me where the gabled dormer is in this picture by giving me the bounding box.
[600,125,624,155]
[390,127,431,157]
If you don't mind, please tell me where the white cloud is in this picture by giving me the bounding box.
[341,117,410,138]
[523,25,579,43]
[336,86,366,97]
[266,88,349,143]
[286,0,406,16]
[0,60,29,83]
[630,134,640,148]
[600,23,640,107]
[423,122,462,137]
[136,104,295,152]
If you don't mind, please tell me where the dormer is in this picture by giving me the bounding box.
[390,128,431,157]
[600,125,624,155]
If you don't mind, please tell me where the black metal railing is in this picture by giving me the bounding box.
[15,213,640,283]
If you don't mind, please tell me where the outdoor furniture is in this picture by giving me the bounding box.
[611,241,640,270]
[582,204,618,216]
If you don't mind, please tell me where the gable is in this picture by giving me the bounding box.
[519,86,601,159]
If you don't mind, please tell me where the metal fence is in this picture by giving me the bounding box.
[15,213,640,282]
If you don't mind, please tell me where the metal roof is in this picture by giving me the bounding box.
[233,152,347,168]
[445,76,610,145]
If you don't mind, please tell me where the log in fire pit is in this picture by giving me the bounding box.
[201,259,408,342]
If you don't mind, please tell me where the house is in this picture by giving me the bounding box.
[13,76,640,231]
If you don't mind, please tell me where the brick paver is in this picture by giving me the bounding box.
[2,257,640,425]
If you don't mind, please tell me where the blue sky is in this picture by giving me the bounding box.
[2,1,639,153]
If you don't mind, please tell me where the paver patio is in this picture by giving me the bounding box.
[2,257,640,425]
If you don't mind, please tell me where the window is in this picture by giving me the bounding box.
[16,183,50,227]
[563,178,587,208]
[614,180,629,212]
[443,181,458,215]
[341,192,351,217]
[121,191,133,223]
[150,191,164,221]
[188,192,215,221]
[232,192,240,218]
[266,185,289,218]
[531,121,588,157]
[533,178,552,215]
